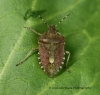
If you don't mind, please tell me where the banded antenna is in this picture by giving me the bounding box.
[55,14,70,27]
[38,15,49,27]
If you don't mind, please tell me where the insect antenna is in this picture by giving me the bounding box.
[38,15,49,27]
[55,14,70,27]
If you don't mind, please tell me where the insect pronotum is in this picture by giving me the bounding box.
[16,14,70,77]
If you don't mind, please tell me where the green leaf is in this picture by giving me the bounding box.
[0,0,100,95]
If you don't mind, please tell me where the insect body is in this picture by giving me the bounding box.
[38,25,66,77]
[16,14,70,77]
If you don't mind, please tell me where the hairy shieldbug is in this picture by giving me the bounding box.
[16,14,70,77]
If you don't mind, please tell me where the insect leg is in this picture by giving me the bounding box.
[65,50,70,65]
[16,48,38,66]
[65,51,70,73]
[24,27,42,36]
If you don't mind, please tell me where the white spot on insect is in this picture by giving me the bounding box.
[38,57,40,59]
[63,57,65,60]
[57,69,59,72]
[49,56,54,63]
[60,66,62,69]
[41,66,43,68]
[61,62,64,64]
[39,62,41,64]
[43,39,49,42]
[57,32,61,35]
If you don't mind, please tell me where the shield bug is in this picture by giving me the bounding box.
[16,14,70,77]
